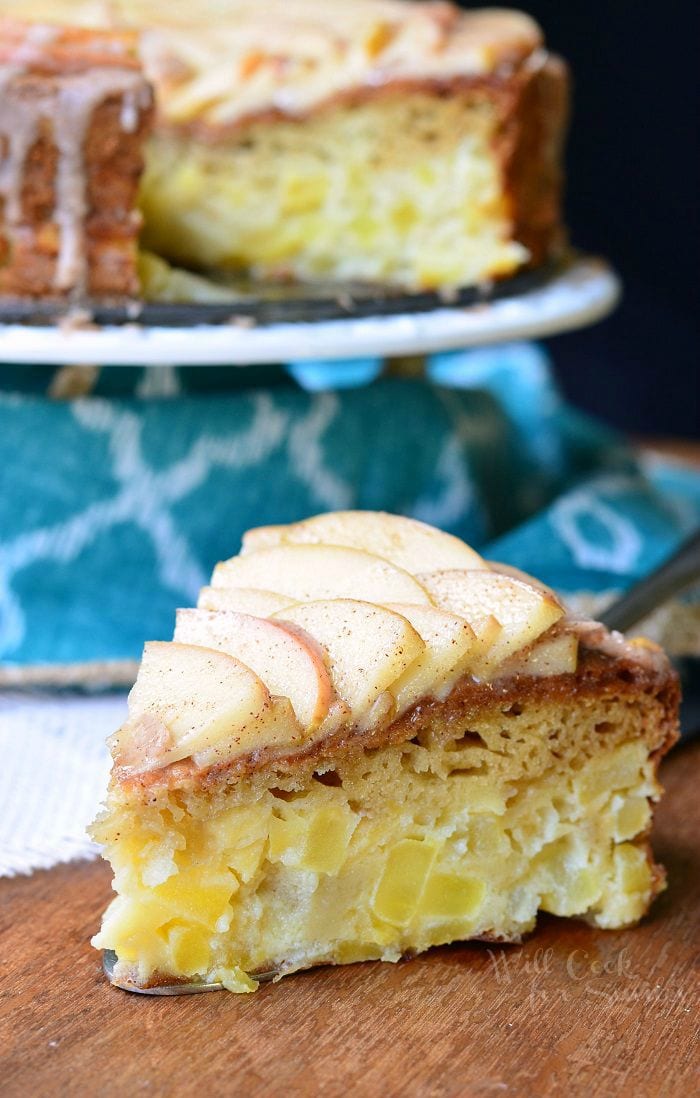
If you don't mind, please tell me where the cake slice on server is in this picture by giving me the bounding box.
[91,512,679,994]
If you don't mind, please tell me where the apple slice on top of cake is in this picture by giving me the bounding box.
[91,511,679,994]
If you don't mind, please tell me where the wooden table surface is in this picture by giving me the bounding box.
[1,736,698,1098]
[3,438,699,1098]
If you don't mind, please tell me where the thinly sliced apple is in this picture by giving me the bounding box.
[418,571,502,653]
[417,570,564,678]
[272,599,425,725]
[488,561,558,600]
[213,544,432,605]
[385,603,478,712]
[242,511,488,574]
[503,633,579,679]
[197,586,296,616]
[174,608,333,731]
[191,695,299,771]
[469,614,503,659]
[114,641,292,773]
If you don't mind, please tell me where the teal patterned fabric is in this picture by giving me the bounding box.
[0,344,698,667]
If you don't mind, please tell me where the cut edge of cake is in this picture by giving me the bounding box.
[1,1,568,296]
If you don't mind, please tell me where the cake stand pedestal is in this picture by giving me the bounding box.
[0,255,619,367]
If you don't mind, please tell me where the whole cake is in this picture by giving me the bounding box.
[0,1,569,299]
[91,512,679,994]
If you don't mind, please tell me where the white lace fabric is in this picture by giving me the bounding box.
[0,692,125,876]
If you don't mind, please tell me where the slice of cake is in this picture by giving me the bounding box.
[92,512,679,994]
[3,1,568,295]
[0,19,153,298]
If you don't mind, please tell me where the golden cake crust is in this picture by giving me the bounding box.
[116,644,680,799]
[1,3,545,127]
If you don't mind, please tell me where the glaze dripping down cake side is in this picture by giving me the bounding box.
[90,512,679,994]
[0,20,153,299]
[0,0,568,296]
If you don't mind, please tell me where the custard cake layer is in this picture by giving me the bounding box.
[140,61,566,289]
[93,652,678,993]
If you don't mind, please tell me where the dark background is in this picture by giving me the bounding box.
[460,0,699,437]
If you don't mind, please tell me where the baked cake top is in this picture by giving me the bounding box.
[1,1,544,127]
[0,19,141,72]
[109,511,670,792]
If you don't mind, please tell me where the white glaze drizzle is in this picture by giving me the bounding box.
[0,66,39,230]
[0,61,149,295]
[119,82,152,133]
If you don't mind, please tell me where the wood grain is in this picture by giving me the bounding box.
[1,740,698,1098]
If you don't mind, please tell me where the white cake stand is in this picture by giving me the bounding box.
[0,255,619,367]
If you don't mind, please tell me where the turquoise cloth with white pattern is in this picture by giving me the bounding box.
[0,344,698,666]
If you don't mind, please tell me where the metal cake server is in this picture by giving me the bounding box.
[598,528,700,633]
[103,951,225,995]
[103,950,276,995]
[599,529,700,738]
[103,529,700,995]
[0,262,554,328]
